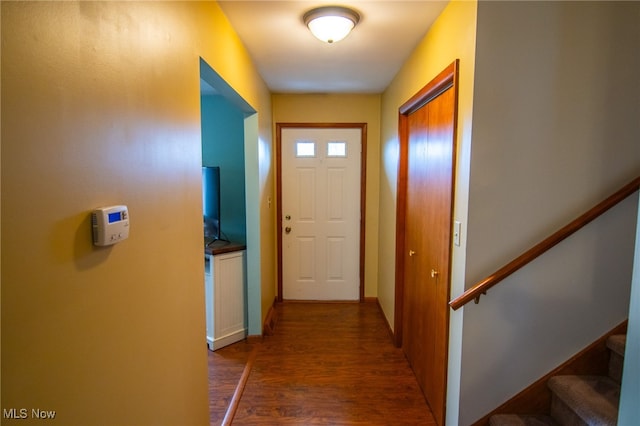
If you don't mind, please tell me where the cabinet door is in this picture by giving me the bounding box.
[213,251,246,350]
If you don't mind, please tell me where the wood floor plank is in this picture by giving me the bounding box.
[208,339,256,425]
[231,302,437,425]
[222,346,258,426]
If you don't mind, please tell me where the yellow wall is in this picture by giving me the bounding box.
[378,0,477,332]
[378,2,477,423]
[0,3,3,409]
[1,1,271,424]
[272,94,381,298]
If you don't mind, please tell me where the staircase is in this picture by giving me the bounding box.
[489,334,626,426]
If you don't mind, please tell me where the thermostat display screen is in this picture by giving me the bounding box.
[108,212,122,223]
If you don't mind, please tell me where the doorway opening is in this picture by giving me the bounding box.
[199,58,262,339]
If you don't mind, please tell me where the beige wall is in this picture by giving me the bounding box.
[272,94,381,298]
[458,2,640,423]
[1,2,271,424]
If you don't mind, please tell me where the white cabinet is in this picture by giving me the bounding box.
[204,250,246,351]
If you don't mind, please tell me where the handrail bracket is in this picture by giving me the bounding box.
[474,291,487,304]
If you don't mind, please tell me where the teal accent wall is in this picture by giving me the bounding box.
[201,95,246,243]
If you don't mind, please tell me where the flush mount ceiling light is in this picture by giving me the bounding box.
[303,6,360,44]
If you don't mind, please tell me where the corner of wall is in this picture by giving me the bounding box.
[618,195,640,423]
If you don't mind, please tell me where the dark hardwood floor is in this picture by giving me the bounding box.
[208,339,256,425]
[208,301,436,425]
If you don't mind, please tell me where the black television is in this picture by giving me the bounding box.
[202,166,221,244]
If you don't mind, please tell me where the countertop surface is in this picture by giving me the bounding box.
[205,240,246,256]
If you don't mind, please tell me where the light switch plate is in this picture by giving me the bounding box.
[454,221,462,246]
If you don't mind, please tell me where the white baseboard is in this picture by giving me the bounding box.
[207,328,247,351]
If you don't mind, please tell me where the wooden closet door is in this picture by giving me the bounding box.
[402,84,455,426]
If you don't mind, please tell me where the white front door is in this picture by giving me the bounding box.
[281,127,361,300]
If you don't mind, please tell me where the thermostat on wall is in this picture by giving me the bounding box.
[92,205,130,246]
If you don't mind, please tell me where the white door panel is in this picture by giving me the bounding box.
[282,128,361,300]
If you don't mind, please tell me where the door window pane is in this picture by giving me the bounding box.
[296,141,316,157]
[327,141,347,157]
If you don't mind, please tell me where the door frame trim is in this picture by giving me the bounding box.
[394,60,459,346]
[276,123,368,302]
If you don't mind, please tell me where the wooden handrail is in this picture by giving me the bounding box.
[449,176,640,310]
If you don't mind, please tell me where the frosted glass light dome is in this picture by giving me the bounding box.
[304,6,360,44]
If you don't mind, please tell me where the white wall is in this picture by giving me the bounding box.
[457,2,640,424]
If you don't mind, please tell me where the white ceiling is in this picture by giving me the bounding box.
[217,1,449,94]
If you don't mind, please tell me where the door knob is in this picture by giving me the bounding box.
[431,269,439,278]
[409,250,416,257]
[285,227,292,234]
[285,215,291,220]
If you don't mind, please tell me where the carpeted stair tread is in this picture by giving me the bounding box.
[548,375,619,425]
[489,414,559,426]
[606,334,626,357]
